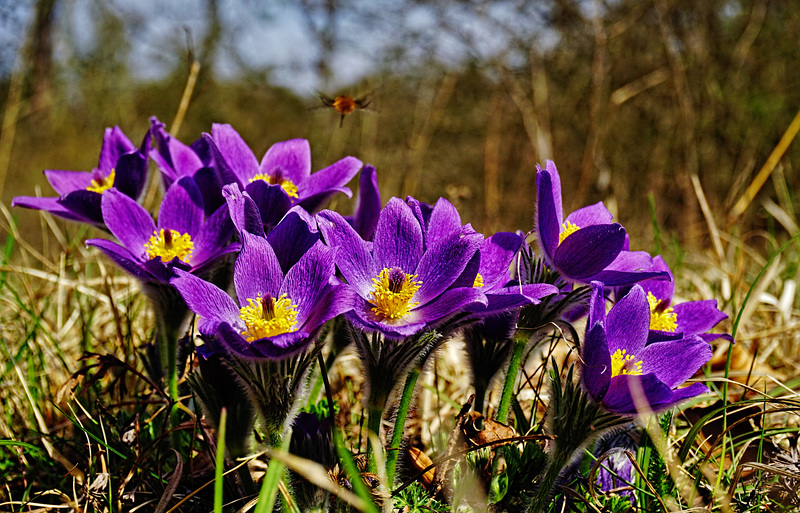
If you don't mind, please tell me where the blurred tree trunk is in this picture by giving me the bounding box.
[29,0,57,123]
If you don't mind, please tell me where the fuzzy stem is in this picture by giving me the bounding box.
[366,404,384,473]
[386,366,421,486]
[495,334,527,423]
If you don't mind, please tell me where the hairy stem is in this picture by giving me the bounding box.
[495,334,527,423]
[386,366,421,486]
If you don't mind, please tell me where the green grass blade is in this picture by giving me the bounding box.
[214,407,227,513]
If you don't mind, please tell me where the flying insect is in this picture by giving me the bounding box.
[319,94,371,127]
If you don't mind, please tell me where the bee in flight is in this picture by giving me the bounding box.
[319,94,371,127]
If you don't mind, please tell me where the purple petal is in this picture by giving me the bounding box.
[268,206,320,272]
[217,322,313,360]
[477,232,522,289]
[581,323,611,401]
[98,126,136,171]
[603,374,674,415]
[414,231,482,306]
[587,281,607,329]
[664,382,709,406]
[590,251,671,287]
[468,291,530,315]
[297,156,362,201]
[170,268,240,328]
[348,164,381,241]
[373,197,424,273]
[245,180,293,230]
[158,176,204,236]
[191,202,236,267]
[553,224,626,280]
[212,123,259,183]
[564,201,613,227]
[535,167,560,261]
[517,283,559,302]
[425,197,464,248]
[234,231,283,304]
[57,190,104,225]
[86,238,153,280]
[606,285,649,354]
[223,182,265,237]
[113,151,149,200]
[102,188,156,259]
[43,170,93,194]
[673,300,728,336]
[346,295,426,338]
[150,119,204,185]
[297,187,353,215]
[316,210,376,298]
[406,286,487,327]
[281,242,337,324]
[634,255,674,303]
[300,283,357,333]
[637,335,712,388]
[12,195,94,224]
[259,138,311,184]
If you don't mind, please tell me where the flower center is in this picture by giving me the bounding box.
[86,168,116,193]
[558,220,580,245]
[369,267,422,320]
[647,291,678,332]
[249,167,299,199]
[144,229,194,263]
[239,294,298,342]
[610,349,643,377]
[473,273,484,288]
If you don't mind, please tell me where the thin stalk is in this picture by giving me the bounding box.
[495,334,527,423]
[386,366,421,486]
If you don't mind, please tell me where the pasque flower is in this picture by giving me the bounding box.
[170,231,350,359]
[344,164,381,241]
[618,255,732,343]
[13,126,149,227]
[536,161,666,286]
[210,124,362,229]
[581,281,711,414]
[317,197,487,338]
[86,176,238,283]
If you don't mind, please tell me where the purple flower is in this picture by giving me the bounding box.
[85,176,238,283]
[317,197,487,338]
[210,124,362,229]
[13,126,149,227]
[581,281,711,415]
[170,231,350,359]
[619,256,732,344]
[536,161,666,286]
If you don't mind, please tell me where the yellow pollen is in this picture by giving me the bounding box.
[369,268,422,320]
[473,273,484,288]
[249,173,299,199]
[144,229,194,263]
[647,291,678,332]
[87,169,116,193]
[239,294,298,342]
[558,220,580,245]
[610,349,643,377]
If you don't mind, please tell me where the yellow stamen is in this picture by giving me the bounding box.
[87,169,116,193]
[249,173,299,199]
[473,273,484,288]
[558,220,580,245]
[239,294,298,341]
[369,267,422,320]
[610,349,643,377]
[647,291,678,332]
[144,229,193,263]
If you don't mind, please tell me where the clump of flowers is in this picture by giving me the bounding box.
[11,117,732,512]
